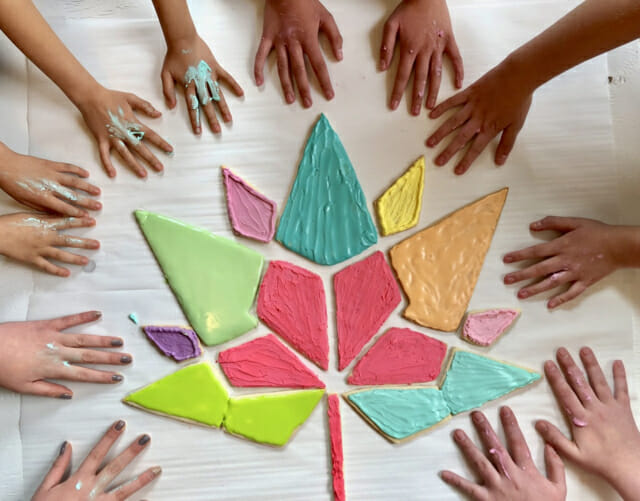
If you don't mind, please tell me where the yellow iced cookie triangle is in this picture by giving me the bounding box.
[123,363,229,428]
[223,390,325,446]
[390,188,508,332]
[376,157,425,236]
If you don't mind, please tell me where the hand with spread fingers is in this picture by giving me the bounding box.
[254,0,343,108]
[426,61,532,175]
[0,143,101,218]
[0,213,99,277]
[442,408,567,501]
[0,311,130,400]
[76,87,173,179]
[503,217,640,309]
[32,420,161,500]
[536,348,640,501]
[380,0,463,114]
[152,0,244,135]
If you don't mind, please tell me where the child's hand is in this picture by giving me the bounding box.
[0,213,98,277]
[503,217,635,309]
[381,0,463,114]
[32,420,160,500]
[161,34,243,135]
[536,348,640,500]
[426,59,533,174]
[254,0,343,107]
[442,407,567,501]
[0,311,131,399]
[0,145,101,218]
[76,87,173,178]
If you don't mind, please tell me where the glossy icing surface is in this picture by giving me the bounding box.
[347,388,450,440]
[334,251,401,370]
[390,188,508,331]
[257,261,329,370]
[223,390,325,446]
[135,210,263,345]
[348,328,447,385]
[442,350,540,415]
[218,334,325,389]
[276,114,377,265]
[222,167,277,243]
[123,363,229,427]
[328,395,346,501]
[375,156,425,236]
[462,309,520,347]
[143,326,202,362]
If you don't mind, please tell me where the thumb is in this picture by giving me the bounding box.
[34,441,72,494]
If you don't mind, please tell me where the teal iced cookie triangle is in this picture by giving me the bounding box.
[135,210,264,346]
[276,114,377,265]
[346,387,451,441]
[442,349,541,415]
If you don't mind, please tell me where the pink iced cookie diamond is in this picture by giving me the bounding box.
[334,251,401,370]
[461,309,520,347]
[257,261,329,370]
[348,328,447,385]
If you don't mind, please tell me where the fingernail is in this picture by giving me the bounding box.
[59,441,67,456]
[303,97,312,108]
[112,374,124,382]
[59,393,72,400]
[337,49,343,60]
[436,156,445,165]
[138,434,151,446]
[286,93,294,103]
[111,339,123,347]
[412,106,420,115]
[504,255,513,263]
[453,430,465,442]
[471,412,482,424]
[504,275,514,284]
[519,290,529,298]
[426,138,435,147]
[536,421,547,432]
[120,355,132,364]
[152,466,162,476]
[497,154,506,164]
[326,90,335,100]
[391,99,399,110]
[115,420,125,431]
[95,311,102,318]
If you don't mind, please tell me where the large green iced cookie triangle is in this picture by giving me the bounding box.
[135,210,263,345]
[223,390,325,446]
[442,349,541,415]
[123,363,229,427]
[276,114,377,265]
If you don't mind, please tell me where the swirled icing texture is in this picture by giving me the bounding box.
[462,309,520,347]
[143,326,202,362]
[223,389,325,446]
[328,395,346,501]
[346,388,450,441]
[135,210,264,346]
[390,188,508,332]
[222,167,277,243]
[347,328,447,385]
[218,334,325,389]
[123,363,229,427]
[375,156,425,236]
[276,114,377,265]
[442,349,540,415]
[257,261,329,370]
[334,251,401,370]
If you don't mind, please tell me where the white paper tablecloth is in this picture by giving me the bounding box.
[1,1,638,499]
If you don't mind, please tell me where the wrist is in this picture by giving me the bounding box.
[603,455,640,501]
[67,78,105,110]
[499,52,541,94]
[610,226,640,269]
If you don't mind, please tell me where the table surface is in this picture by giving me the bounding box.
[0,1,639,500]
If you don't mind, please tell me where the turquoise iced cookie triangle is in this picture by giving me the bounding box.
[441,349,541,414]
[276,114,377,265]
[135,210,264,346]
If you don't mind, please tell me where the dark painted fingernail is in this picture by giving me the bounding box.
[115,420,125,431]
[95,311,103,318]
[111,339,123,347]
[112,374,124,382]
[121,355,132,364]
[138,434,151,446]
[59,441,67,456]
[59,393,72,400]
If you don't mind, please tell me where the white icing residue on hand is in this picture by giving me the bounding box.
[75,481,82,491]
[12,216,74,231]
[17,178,78,202]
[184,60,220,105]
[106,108,144,145]
[46,343,57,350]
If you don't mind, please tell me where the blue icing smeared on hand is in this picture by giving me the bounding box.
[441,350,541,415]
[276,114,377,265]
[106,109,144,145]
[190,94,200,128]
[348,388,450,440]
[184,61,220,105]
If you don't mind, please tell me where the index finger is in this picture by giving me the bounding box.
[79,420,126,474]
[49,310,102,331]
[503,240,559,264]
[51,216,95,231]
[499,406,533,468]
